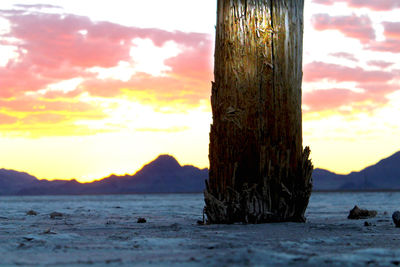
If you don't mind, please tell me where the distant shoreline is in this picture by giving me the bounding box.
[313,189,400,193]
[3,190,400,197]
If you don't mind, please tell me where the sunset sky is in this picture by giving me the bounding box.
[0,0,399,182]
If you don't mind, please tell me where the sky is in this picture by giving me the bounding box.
[0,0,399,182]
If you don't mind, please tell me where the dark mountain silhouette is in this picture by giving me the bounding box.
[1,151,400,195]
[0,169,37,195]
[0,155,208,195]
[313,151,400,190]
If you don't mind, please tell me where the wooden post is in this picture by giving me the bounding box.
[204,0,313,223]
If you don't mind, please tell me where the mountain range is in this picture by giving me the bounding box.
[0,151,399,195]
[0,155,207,195]
[313,151,400,191]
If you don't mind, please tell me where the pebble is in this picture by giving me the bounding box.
[50,212,63,219]
[137,217,146,223]
[26,210,37,216]
[43,228,56,234]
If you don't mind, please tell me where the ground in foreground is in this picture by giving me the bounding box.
[1,193,400,266]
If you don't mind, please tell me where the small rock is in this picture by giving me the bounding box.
[105,259,122,264]
[26,210,37,216]
[392,211,400,227]
[384,211,388,215]
[137,217,146,223]
[43,228,56,234]
[50,212,63,219]
[364,221,371,227]
[348,205,377,219]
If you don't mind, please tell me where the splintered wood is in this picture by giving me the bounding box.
[205,0,313,224]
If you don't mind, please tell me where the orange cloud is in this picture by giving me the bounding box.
[0,113,18,125]
[135,126,189,133]
[0,95,107,136]
[1,98,90,112]
[82,72,210,106]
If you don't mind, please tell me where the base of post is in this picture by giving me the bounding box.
[204,147,313,224]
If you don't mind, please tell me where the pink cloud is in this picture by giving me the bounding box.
[0,9,213,104]
[165,38,213,81]
[367,60,394,69]
[356,82,399,98]
[41,89,85,99]
[0,60,90,98]
[304,88,365,111]
[367,23,400,53]
[383,22,400,39]
[5,13,131,69]
[368,39,400,53]
[0,7,214,132]
[303,82,399,113]
[330,52,359,62]
[312,14,375,43]
[303,62,394,83]
[312,0,400,11]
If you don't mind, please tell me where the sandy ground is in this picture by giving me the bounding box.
[1,193,400,266]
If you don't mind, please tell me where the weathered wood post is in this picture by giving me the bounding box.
[204,0,313,223]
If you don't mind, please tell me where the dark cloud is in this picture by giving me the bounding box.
[330,52,359,62]
[367,60,394,69]
[13,4,62,10]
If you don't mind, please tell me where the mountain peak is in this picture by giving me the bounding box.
[151,154,181,168]
[132,154,183,176]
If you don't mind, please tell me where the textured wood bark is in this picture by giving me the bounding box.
[204,0,313,223]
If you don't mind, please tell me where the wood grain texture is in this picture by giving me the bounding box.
[205,0,313,223]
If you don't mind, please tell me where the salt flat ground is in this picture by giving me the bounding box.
[1,192,400,266]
